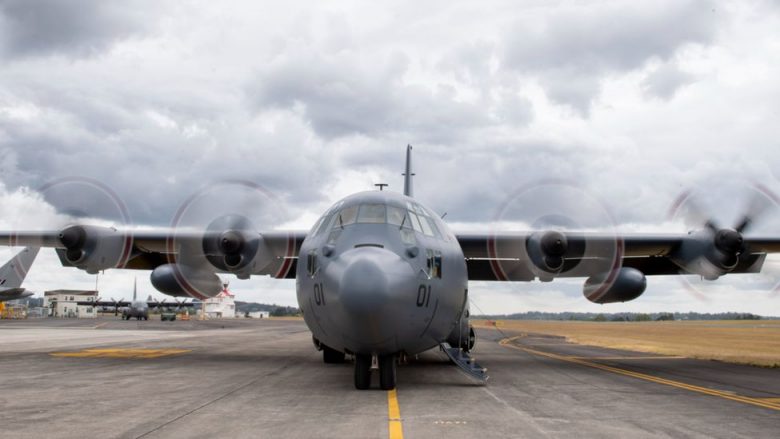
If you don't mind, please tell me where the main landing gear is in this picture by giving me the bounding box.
[354,353,397,390]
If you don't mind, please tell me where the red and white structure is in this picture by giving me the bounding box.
[204,282,236,319]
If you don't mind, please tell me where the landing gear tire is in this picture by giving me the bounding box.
[323,346,345,364]
[354,354,372,390]
[465,326,476,352]
[379,354,397,390]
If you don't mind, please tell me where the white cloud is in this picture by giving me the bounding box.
[0,0,779,314]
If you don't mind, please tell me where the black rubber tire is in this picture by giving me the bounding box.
[378,354,397,390]
[354,354,372,390]
[323,346,345,364]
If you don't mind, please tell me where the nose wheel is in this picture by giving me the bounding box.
[353,354,397,390]
[354,354,372,390]
[378,354,397,390]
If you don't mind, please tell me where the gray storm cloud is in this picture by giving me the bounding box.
[0,0,155,58]
[0,0,778,313]
[501,1,717,114]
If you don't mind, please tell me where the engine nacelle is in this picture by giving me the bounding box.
[202,215,272,279]
[526,231,567,280]
[57,225,131,274]
[583,267,647,304]
[150,263,222,298]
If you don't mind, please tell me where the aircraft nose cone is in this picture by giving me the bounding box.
[317,246,421,353]
[339,254,390,316]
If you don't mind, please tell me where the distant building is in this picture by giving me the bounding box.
[44,290,98,319]
[204,284,236,319]
[247,311,270,319]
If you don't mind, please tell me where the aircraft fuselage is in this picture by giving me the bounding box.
[296,191,468,357]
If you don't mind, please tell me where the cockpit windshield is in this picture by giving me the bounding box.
[317,201,443,239]
[357,204,386,223]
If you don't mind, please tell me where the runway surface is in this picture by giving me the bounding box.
[0,317,777,438]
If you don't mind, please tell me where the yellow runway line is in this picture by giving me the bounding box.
[50,348,191,359]
[387,388,404,439]
[499,336,780,412]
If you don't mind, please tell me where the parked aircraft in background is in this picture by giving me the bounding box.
[2,147,780,390]
[78,279,194,320]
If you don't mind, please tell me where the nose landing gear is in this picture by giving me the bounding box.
[378,354,397,390]
[354,354,372,389]
[353,353,398,390]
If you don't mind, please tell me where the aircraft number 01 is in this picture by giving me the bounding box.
[416,285,431,307]
[314,282,326,306]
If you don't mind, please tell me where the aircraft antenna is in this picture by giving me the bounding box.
[374,183,388,191]
[402,144,414,197]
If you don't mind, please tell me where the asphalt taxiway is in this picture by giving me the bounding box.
[0,317,777,438]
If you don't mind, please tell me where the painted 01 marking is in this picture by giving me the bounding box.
[416,285,431,307]
[313,282,326,306]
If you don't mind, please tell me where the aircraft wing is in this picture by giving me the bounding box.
[76,301,196,308]
[147,301,196,309]
[76,300,131,308]
[0,229,305,280]
[456,232,780,281]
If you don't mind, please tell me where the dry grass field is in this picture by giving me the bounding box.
[473,319,780,367]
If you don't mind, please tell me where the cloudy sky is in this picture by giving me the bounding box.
[1,0,779,315]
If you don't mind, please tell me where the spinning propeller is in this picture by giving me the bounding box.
[167,180,289,298]
[668,183,780,298]
[488,181,622,287]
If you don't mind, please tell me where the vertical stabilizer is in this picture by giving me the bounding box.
[133,277,137,301]
[403,144,414,197]
[0,247,39,289]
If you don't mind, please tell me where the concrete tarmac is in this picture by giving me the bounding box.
[0,317,777,438]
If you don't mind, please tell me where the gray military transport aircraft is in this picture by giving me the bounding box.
[0,247,39,302]
[2,146,780,390]
[77,278,195,320]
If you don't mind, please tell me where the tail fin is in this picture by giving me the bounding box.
[0,247,40,289]
[133,277,137,301]
[403,144,414,197]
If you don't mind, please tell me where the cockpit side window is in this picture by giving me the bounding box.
[310,214,331,237]
[424,216,442,239]
[387,206,406,226]
[335,205,359,228]
[418,214,435,236]
[408,212,424,233]
[400,228,416,245]
[307,249,318,277]
[426,249,442,278]
[357,204,386,223]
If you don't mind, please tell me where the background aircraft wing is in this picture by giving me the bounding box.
[456,232,780,281]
